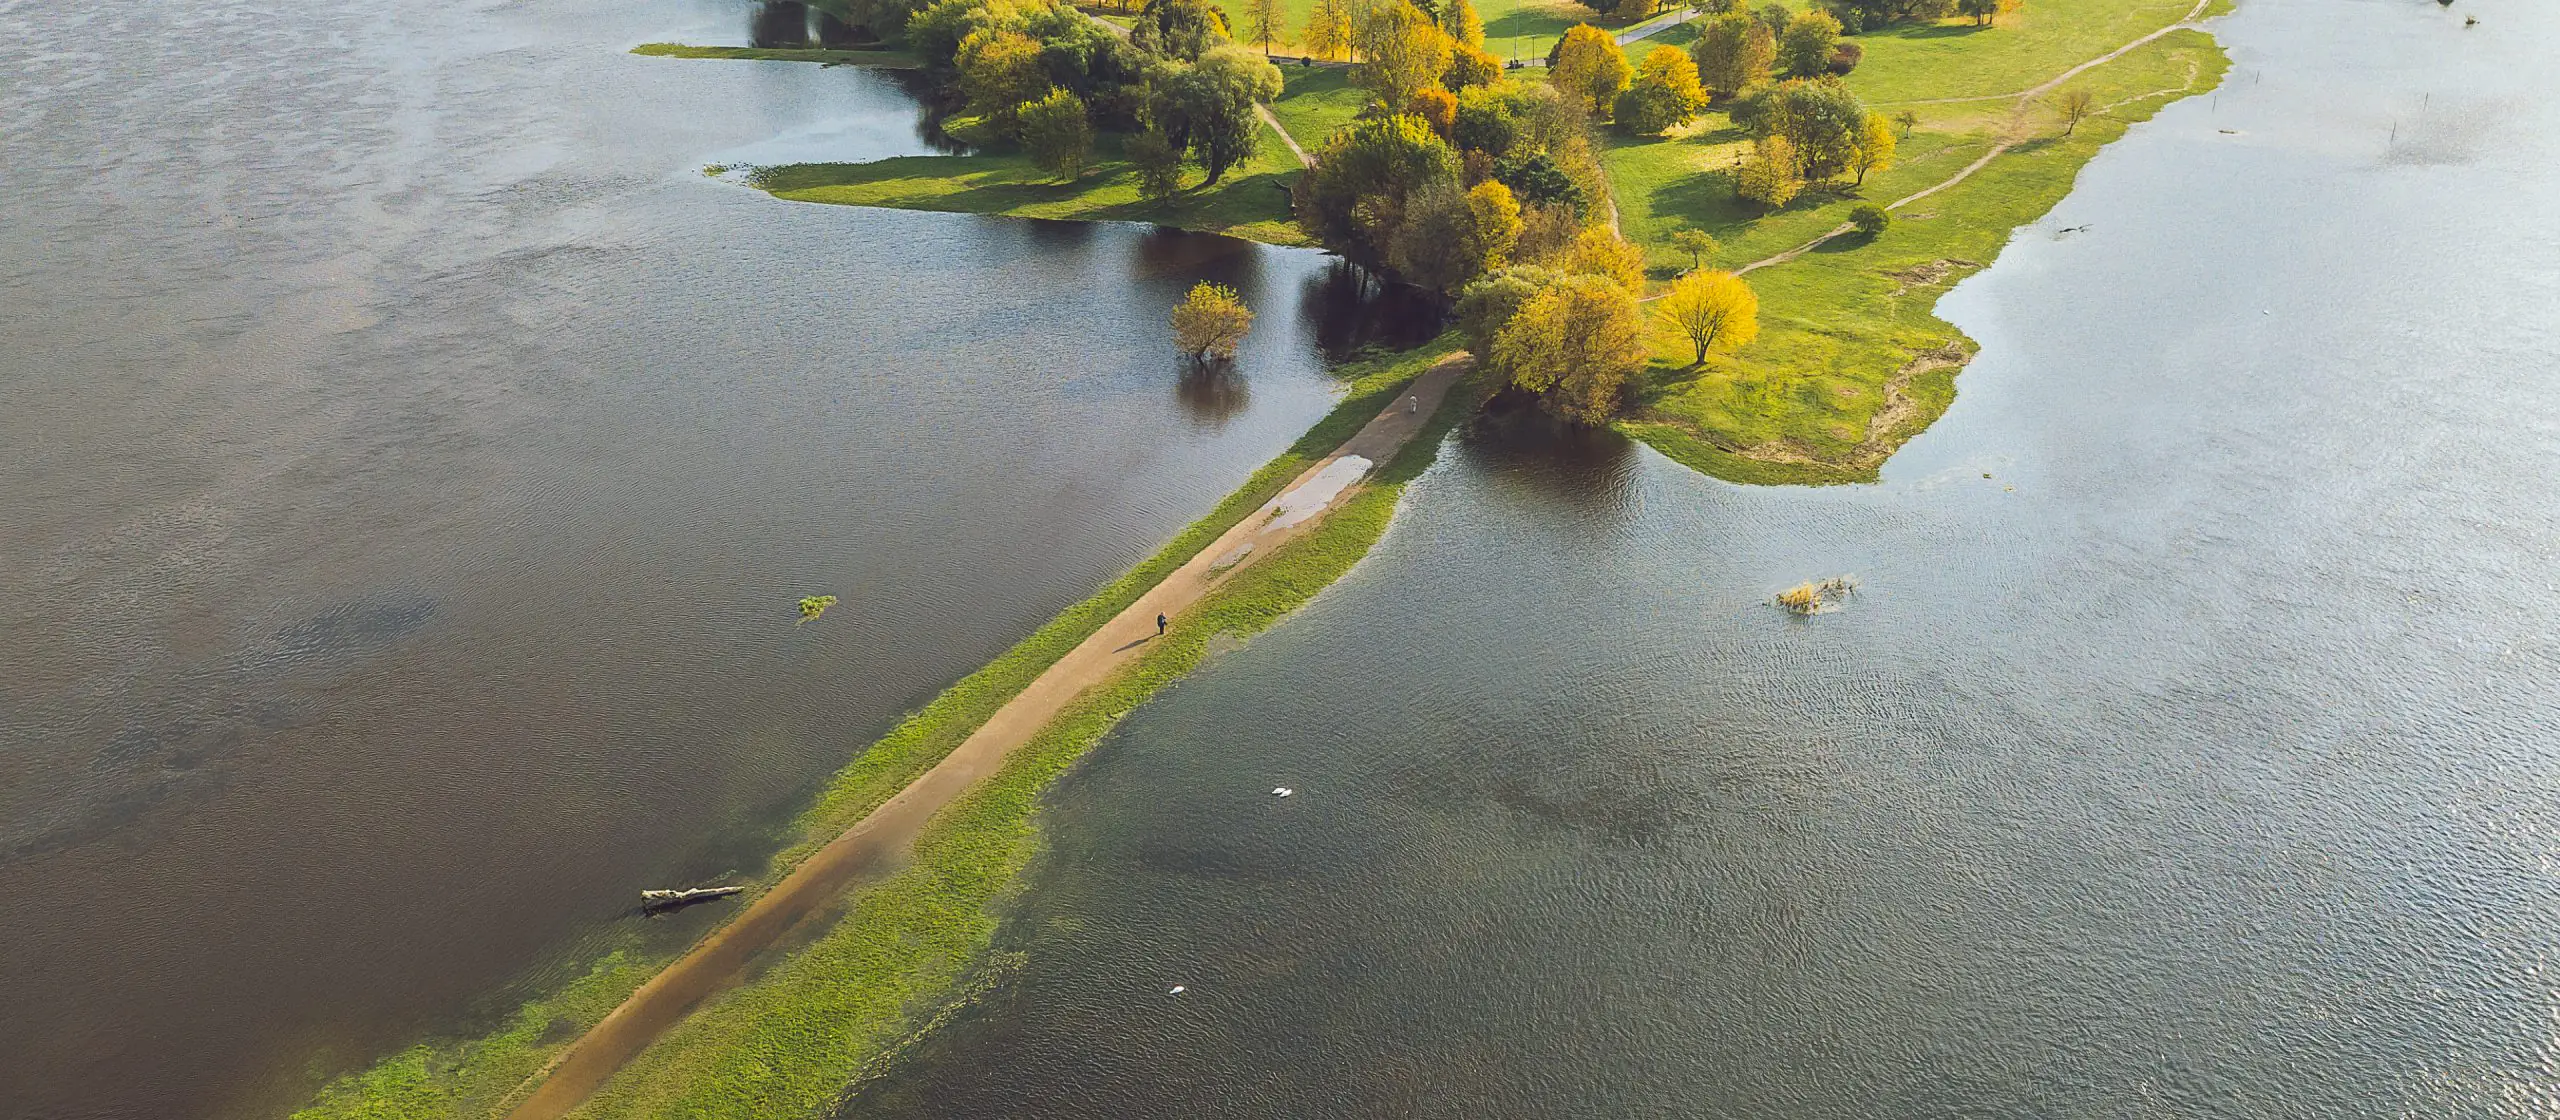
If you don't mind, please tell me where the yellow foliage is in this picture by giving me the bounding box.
[1656,270,1759,366]
[1549,24,1631,118]
[1172,281,1255,360]
[1563,225,1646,294]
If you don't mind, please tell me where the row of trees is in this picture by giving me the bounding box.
[1694,0,2020,35]
[927,0,1284,184]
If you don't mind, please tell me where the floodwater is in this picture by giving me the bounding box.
[0,1,1416,1117]
[852,1,2560,1117]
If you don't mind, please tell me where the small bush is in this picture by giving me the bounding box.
[1849,203,1889,236]
[1827,41,1862,74]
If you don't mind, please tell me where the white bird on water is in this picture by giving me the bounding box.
[1168,985,1187,995]
[1272,787,1294,797]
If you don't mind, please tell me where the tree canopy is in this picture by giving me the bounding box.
[1548,24,1631,120]
[1656,270,1759,365]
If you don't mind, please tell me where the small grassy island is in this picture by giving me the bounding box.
[299,2,2225,1117]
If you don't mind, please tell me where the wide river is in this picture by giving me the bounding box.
[0,1,1422,1116]
[4,0,2554,1118]
[844,0,2560,1117]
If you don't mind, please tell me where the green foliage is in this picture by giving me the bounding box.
[1847,202,1888,235]
[1127,128,1188,198]
[1453,265,1557,357]
[957,28,1050,121]
[1354,2,1455,109]
[1613,45,1707,135]
[1776,6,1841,77]
[1671,226,1720,271]
[1132,0,1232,60]
[1491,272,1647,424]
[1491,151,1585,215]
[798,595,841,624]
[1018,88,1096,179]
[1148,46,1283,184]
[1733,77,1868,179]
[1389,179,1523,293]
[1291,113,1460,270]
[1688,13,1775,98]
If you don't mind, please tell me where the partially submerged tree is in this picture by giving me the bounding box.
[1172,281,1254,360]
[1491,273,1648,425]
[1656,269,1759,365]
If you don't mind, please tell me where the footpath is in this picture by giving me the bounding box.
[504,354,1473,1120]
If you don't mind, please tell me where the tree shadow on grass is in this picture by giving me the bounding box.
[1883,21,1991,40]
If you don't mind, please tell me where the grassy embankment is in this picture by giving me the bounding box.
[1604,0,2229,483]
[747,67,1377,244]
[293,340,1477,1120]
[631,42,923,66]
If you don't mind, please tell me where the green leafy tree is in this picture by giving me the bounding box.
[1548,24,1632,119]
[1848,202,1889,235]
[1292,113,1462,269]
[1735,77,1867,179]
[1355,2,1454,109]
[1133,0,1232,60]
[1671,227,1720,272]
[957,28,1051,122]
[1454,266,1556,357]
[1389,178,1525,292]
[1147,46,1283,184]
[1734,133,1803,208]
[1129,128,1187,197]
[1613,44,1707,134]
[1242,0,1285,53]
[1776,8,1841,78]
[1018,87,1095,179]
[1690,13,1775,99]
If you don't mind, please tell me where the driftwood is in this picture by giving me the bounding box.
[640,885,746,909]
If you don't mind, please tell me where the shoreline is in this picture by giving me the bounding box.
[500,356,1474,1119]
[293,343,1488,1120]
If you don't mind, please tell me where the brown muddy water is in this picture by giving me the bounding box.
[845,0,2560,1117]
[0,1,1419,1117]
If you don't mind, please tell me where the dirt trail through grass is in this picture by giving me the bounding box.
[1726,0,2214,278]
[499,356,1472,1120]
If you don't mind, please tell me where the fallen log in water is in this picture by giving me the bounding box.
[640,885,746,909]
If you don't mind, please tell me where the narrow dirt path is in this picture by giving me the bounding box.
[1259,103,1314,168]
[1730,0,2214,277]
[502,355,1473,1120]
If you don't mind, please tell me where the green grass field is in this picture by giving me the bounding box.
[630,42,922,67]
[1602,1,2227,482]
[289,342,1475,1120]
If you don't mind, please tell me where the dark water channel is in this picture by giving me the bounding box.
[0,2,1411,1117]
[850,1,2560,1117]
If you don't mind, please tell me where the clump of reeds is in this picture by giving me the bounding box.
[1775,575,1859,615]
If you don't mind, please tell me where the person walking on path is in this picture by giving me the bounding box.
[1156,612,1168,637]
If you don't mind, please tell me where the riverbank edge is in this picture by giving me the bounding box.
[289,340,1475,1120]
[632,43,924,67]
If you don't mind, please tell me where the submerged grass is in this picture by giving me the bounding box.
[291,341,1463,1120]
[577,344,1490,1119]
[630,43,922,67]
